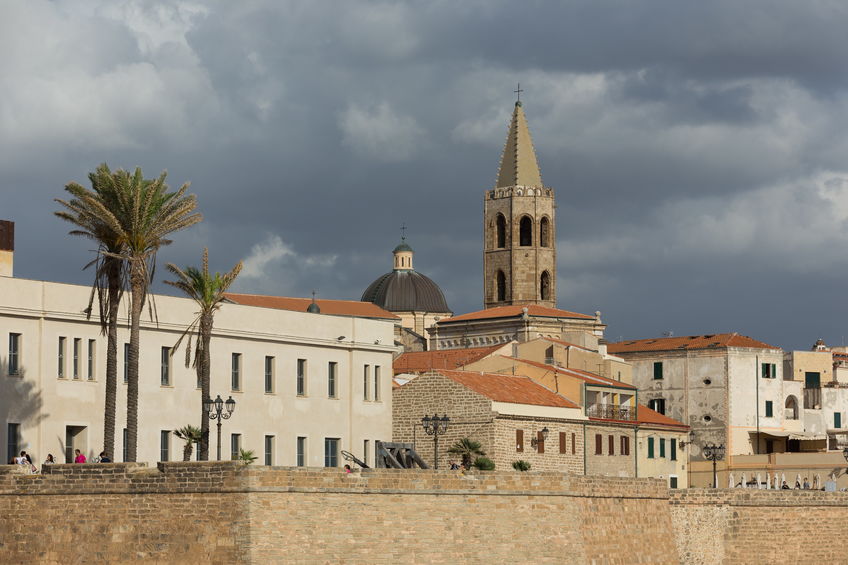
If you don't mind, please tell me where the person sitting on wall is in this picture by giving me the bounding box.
[98,451,111,463]
[74,449,86,464]
[803,477,810,489]
[43,454,55,466]
[794,480,802,489]
[781,481,790,489]
[344,464,352,473]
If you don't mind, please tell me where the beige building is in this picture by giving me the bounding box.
[1,268,396,466]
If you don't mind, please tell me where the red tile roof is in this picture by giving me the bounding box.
[608,332,779,354]
[440,304,595,323]
[439,369,579,409]
[224,293,399,320]
[509,357,636,390]
[636,404,689,429]
[394,344,507,375]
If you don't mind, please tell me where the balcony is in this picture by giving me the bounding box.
[803,388,821,410]
[587,404,635,421]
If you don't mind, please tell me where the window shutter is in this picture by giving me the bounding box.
[608,435,615,456]
[516,430,524,452]
[537,431,545,454]
[571,432,576,455]
[559,432,566,454]
[595,434,602,455]
[648,437,655,459]
[835,412,842,429]
[660,438,666,458]
[670,439,677,461]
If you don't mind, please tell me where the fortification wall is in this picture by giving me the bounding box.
[2,463,848,564]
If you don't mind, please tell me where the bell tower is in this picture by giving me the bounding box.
[483,97,556,309]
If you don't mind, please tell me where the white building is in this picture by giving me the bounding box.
[1,262,396,466]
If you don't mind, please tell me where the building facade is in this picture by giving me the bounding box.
[1,275,395,467]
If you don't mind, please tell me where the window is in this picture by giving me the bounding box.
[761,363,777,379]
[648,398,666,415]
[785,396,799,420]
[496,213,506,248]
[264,435,274,466]
[230,433,241,460]
[595,434,602,455]
[160,346,171,386]
[659,438,666,458]
[540,217,550,247]
[496,270,506,302]
[559,431,567,454]
[328,362,338,398]
[58,337,66,378]
[669,476,678,489]
[621,436,630,456]
[519,216,532,246]
[537,431,545,454]
[648,437,655,459]
[363,365,370,400]
[670,438,677,461]
[540,271,551,301]
[122,428,128,462]
[324,437,339,467]
[765,401,773,418]
[653,361,663,380]
[87,339,96,380]
[231,353,241,391]
[264,356,275,394]
[374,366,381,401]
[72,338,80,379]
[835,412,842,429]
[608,435,615,456]
[8,333,21,375]
[805,372,821,389]
[364,440,370,467]
[7,423,20,463]
[571,432,576,455]
[123,343,130,384]
[515,429,524,452]
[160,430,170,462]
[297,359,307,396]
[297,437,306,467]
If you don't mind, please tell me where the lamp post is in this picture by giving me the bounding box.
[422,414,449,469]
[204,395,236,461]
[702,443,725,489]
[530,427,549,450]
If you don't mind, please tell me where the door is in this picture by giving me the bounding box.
[805,372,821,389]
[65,426,87,463]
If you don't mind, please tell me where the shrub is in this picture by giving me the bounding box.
[473,457,495,470]
[512,460,531,472]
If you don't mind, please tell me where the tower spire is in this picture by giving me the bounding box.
[495,97,543,189]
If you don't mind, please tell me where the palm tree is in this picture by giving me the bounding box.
[448,438,486,470]
[165,248,242,461]
[237,448,258,465]
[55,164,128,460]
[109,167,202,461]
[173,425,203,461]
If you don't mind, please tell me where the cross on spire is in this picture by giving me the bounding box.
[311,289,317,301]
[514,83,523,102]
[400,223,407,241]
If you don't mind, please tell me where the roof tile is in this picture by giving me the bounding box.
[225,293,399,320]
[439,369,579,409]
[441,304,595,323]
[394,344,507,375]
[608,332,779,354]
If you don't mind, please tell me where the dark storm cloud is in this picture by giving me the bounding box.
[3,0,848,351]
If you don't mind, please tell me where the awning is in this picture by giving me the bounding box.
[750,430,826,441]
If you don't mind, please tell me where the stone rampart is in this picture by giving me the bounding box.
[1,463,847,563]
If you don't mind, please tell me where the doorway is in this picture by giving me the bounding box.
[65,425,87,463]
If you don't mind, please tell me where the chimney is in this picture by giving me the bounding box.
[0,220,13,277]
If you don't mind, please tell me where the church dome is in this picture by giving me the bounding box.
[361,239,450,313]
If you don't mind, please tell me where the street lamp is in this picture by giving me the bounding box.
[530,427,549,449]
[204,394,236,461]
[422,414,449,469]
[702,443,725,489]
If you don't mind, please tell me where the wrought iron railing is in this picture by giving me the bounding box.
[587,404,635,421]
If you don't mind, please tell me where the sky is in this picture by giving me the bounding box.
[2,0,848,352]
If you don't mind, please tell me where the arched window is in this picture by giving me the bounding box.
[496,214,506,248]
[496,270,506,302]
[785,396,799,420]
[540,217,550,247]
[540,271,551,301]
[519,216,532,246]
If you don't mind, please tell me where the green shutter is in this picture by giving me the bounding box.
[648,437,655,459]
[765,401,773,418]
[653,362,663,380]
[835,412,842,429]
[670,439,677,461]
[659,438,666,458]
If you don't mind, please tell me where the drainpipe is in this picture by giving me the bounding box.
[583,421,587,476]
[755,355,760,454]
[633,426,639,478]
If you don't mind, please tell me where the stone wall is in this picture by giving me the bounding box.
[3,462,848,563]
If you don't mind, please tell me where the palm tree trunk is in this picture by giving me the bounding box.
[183,442,193,462]
[125,262,145,462]
[198,314,212,461]
[102,262,120,459]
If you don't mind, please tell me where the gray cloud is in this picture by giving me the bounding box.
[3,0,848,351]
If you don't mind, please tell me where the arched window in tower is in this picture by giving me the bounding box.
[519,216,532,246]
[540,271,551,301]
[496,214,506,248]
[497,270,506,302]
[540,217,550,247]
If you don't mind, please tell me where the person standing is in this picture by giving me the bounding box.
[74,449,86,463]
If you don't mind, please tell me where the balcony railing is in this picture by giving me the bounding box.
[587,404,635,421]
[803,388,821,410]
